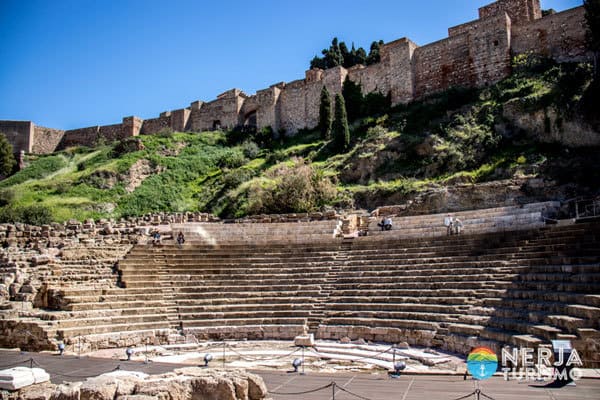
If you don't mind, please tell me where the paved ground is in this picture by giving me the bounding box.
[1,350,598,399]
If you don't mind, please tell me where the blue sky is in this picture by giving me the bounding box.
[0,0,583,130]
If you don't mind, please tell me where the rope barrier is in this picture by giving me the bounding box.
[336,384,375,400]
[30,358,123,379]
[268,381,333,395]
[448,386,497,400]
[449,391,478,400]
[0,359,33,369]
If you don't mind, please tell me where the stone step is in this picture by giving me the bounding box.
[53,313,176,328]
[56,321,172,338]
[181,317,308,327]
[321,317,438,331]
[183,324,305,340]
[179,310,312,320]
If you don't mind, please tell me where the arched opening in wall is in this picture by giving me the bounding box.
[212,120,221,130]
[243,111,257,133]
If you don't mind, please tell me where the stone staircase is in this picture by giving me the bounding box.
[1,204,598,367]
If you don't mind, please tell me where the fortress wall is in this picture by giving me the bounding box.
[32,126,65,154]
[511,7,589,62]
[2,1,589,148]
[0,121,34,153]
[413,13,512,99]
[381,38,418,104]
[171,108,191,131]
[479,0,541,25]
[413,35,473,98]
[347,64,384,96]
[122,116,143,138]
[189,90,244,131]
[279,80,307,133]
[256,85,282,132]
[59,126,99,149]
[98,123,125,142]
[141,115,171,135]
[460,14,512,87]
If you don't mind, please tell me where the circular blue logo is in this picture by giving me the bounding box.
[466,347,498,380]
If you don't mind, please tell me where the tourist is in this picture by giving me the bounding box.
[444,214,454,235]
[177,231,185,247]
[377,217,393,231]
[454,218,463,235]
[152,230,162,245]
[384,217,393,231]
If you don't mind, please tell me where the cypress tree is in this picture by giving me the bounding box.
[0,134,16,177]
[333,94,350,150]
[318,86,333,139]
[342,77,364,122]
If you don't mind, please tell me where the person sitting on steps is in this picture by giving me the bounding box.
[378,217,393,231]
[152,230,162,245]
[177,231,185,247]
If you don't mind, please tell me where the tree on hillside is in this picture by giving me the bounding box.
[0,134,16,178]
[318,86,333,139]
[333,94,350,150]
[310,38,380,70]
[584,0,600,77]
[342,77,364,122]
[366,40,385,65]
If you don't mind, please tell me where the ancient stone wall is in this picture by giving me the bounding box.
[511,7,589,62]
[0,121,33,154]
[58,126,100,150]
[32,126,65,155]
[98,123,125,142]
[479,0,541,25]
[189,89,246,131]
[1,0,589,152]
[171,108,191,131]
[141,115,171,135]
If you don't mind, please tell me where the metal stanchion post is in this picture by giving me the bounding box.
[222,341,225,369]
[78,337,81,359]
[301,346,305,375]
[332,381,336,400]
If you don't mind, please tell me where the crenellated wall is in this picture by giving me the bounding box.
[1,0,590,155]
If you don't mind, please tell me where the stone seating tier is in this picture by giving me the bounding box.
[6,207,597,365]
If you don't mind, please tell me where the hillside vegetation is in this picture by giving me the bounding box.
[1,56,599,224]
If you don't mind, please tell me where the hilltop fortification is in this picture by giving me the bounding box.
[1,0,590,155]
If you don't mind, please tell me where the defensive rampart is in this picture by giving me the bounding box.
[0,0,590,155]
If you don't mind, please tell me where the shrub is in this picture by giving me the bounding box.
[0,189,14,207]
[0,204,53,225]
[111,137,144,157]
[241,141,260,159]
[222,168,255,190]
[245,158,337,214]
[218,150,246,169]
